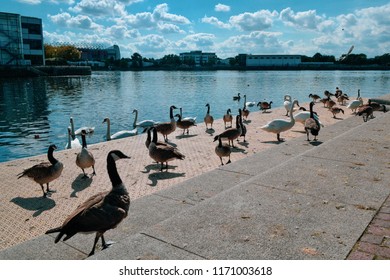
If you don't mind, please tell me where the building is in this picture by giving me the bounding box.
[179,51,217,66]
[241,54,302,67]
[0,12,44,65]
[78,44,121,62]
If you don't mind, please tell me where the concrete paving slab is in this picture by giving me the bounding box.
[140,184,374,259]
[89,233,205,260]
[0,235,86,260]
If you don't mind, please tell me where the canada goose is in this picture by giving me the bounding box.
[242,95,250,120]
[325,99,336,108]
[175,114,196,134]
[294,109,324,128]
[335,87,343,98]
[204,103,214,130]
[257,101,273,113]
[238,109,247,142]
[324,90,334,98]
[148,127,185,171]
[261,99,299,142]
[304,101,320,141]
[144,127,171,149]
[367,99,387,112]
[132,109,158,128]
[218,115,242,147]
[179,108,197,123]
[223,108,233,128]
[308,93,321,102]
[319,97,329,107]
[17,144,63,197]
[76,130,96,178]
[69,117,95,139]
[213,135,231,165]
[102,117,137,141]
[337,94,349,105]
[233,93,241,101]
[45,150,130,256]
[357,105,374,122]
[65,127,82,149]
[154,105,177,142]
[329,107,345,118]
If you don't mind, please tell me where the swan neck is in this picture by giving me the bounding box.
[106,120,111,140]
[133,110,138,128]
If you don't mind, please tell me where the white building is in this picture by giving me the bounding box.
[179,51,217,66]
[245,54,301,67]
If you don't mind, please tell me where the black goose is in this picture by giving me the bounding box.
[304,101,320,141]
[238,108,247,142]
[76,130,96,178]
[45,150,130,256]
[154,105,177,142]
[17,144,63,197]
[213,135,231,165]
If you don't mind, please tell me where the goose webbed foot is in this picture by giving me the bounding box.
[226,159,231,164]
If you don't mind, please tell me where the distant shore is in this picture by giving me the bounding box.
[0,64,389,78]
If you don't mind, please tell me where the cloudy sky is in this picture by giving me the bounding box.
[3,0,390,59]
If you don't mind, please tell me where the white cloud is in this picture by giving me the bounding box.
[70,0,127,17]
[201,16,231,29]
[229,10,278,31]
[215,4,230,12]
[48,12,103,30]
[152,3,191,25]
[157,23,186,34]
[279,7,326,31]
[16,0,41,4]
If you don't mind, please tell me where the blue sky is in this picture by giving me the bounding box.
[3,0,390,59]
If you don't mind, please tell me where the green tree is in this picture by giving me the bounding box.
[44,44,81,61]
[131,52,143,68]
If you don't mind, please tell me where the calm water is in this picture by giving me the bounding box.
[1,70,389,162]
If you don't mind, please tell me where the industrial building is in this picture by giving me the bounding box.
[239,54,302,67]
[179,50,217,66]
[0,12,45,65]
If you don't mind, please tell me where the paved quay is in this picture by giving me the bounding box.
[0,94,389,260]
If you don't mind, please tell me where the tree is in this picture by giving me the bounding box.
[44,44,81,61]
[160,54,181,66]
[131,52,143,68]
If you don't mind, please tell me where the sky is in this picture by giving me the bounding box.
[2,0,390,59]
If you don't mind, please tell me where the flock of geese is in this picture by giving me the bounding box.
[16,88,387,256]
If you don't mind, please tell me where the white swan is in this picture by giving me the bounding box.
[102,117,137,141]
[283,95,298,116]
[132,109,159,128]
[179,108,197,123]
[69,117,94,138]
[261,99,299,142]
[347,89,363,114]
[65,127,82,149]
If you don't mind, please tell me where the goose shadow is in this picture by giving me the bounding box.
[237,140,249,149]
[261,140,284,144]
[292,130,306,134]
[243,120,252,124]
[164,141,177,147]
[205,128,215,135]
[307,140,323,147]
[147,171,186,187]
[175,134,198,140]
[231,145,247,153]
[10,196,56,217]
[332,117,344,120]
[71,174,93,197]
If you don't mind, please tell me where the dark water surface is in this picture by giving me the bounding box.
[1,70,389,162]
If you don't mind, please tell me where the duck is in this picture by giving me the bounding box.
[261,99,299,142]
[154,105,177,142]
[179,108,197,123]
[238,108,247,142]
[357,105,374,122]
[148,127,185,171]
[308,93,321,102]
[257,101,273,113]
[329,107,345,118]
[132,109,158,128]
[242,95,250,120]
[69,117,95,139]
[304,101,320,141]
[45,150,130,256]
[213,135,231,165]
[175,114,196,134]
[204,103,214,130]
[218,115,242,147]
[233,92,241,101]
[17,144,63,197]
[102,117,138,141]
[76,130,96,178]
[65,127,82,149]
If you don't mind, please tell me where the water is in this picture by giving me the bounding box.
[1,70,389,162]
